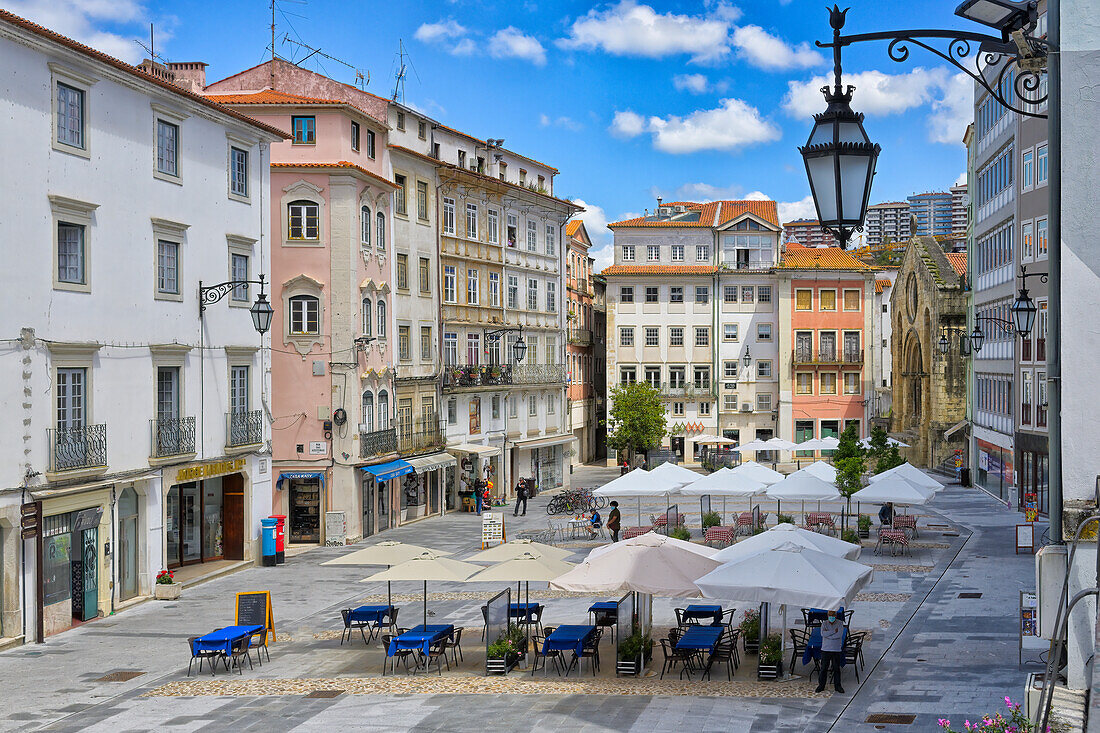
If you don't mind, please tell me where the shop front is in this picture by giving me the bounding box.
[275,471,326,544]
[447,443,502,510]
[402,453,457,519]
[974,436,1015,504]
[1015,432,1049,516]
[359,460,414,535]
[166,458,248,567]
[510,435,573,495]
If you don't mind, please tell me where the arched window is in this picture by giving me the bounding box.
[376,211,386,252]
[376,299,386,338]
[377,389,389,428]
[361,391,374,432]
[288,295,319,335]
[361,297,372,336]
[360,205,371,245]
[288,200,319,240]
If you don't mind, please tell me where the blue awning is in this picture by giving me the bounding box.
[359,460,414,482]
[276,471,325,490]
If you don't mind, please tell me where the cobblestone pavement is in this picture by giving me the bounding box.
[0,464,1040,732]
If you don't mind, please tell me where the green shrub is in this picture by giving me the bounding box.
[841,529,861,544]
[487,624,526,660]
[739,609,760,643]
[701,511,722,530]
[857,514,872,531]
[759,633,783,665]
[668,526,691,541]
[752,526,767,535]
[777,513,794,524]
[617,630,654,661]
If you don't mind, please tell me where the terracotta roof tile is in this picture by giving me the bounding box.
[270,161,396,189]
[0,10,290,140]
[779,248,872,270]
[206,90,348,106]
[945,252,967,277]
[601,264,719,276]
[566,220,583,237]
[875,279,892,293]
[609,199,778,228]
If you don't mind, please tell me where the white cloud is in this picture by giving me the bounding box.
[451,38,477,56]
[6,0,164,63]
[955,171,967,186]
[572,198,614,270]
[673,73,709,94]
[645,98,781,154]
[928,71,973,145]
[731,25,824,70]
[609,110,646,138]
[558,1,738,64]
[776,195,817,224]
[540,113,583,131]
[414,19,467,43]
[489,26,546,65]
[673,182,746,201]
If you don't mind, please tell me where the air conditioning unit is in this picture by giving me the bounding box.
[740,403,753,412]
[724,382,737,391]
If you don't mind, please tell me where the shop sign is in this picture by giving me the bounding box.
[978,450,989,471]
[309,441,327,456]
[176,458,246,483]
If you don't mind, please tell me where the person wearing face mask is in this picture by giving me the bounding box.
[816,609,845,693]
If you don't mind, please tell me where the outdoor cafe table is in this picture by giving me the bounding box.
[348,604,394,626]
[622,526,649,539]
[737,512,755,536]
[704,526,734,546]
[588,601,618,623]
[387,624,454,658]
[803,607,845,627]
[682,604,723,625]
[191,624,264,675]
[892,514,918,536]
[674,625,724,679]
[509,602,541,622]
[541,625,596,676]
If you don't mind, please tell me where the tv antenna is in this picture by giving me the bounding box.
[134,23,167,65]
[391,39,420,103]
[282,35,368,88]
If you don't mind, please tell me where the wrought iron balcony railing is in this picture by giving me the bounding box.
[397,418,447,456]
[48,423,107,472]
[226,409,263,447]
[512,363,567,385]
[443,363,513,389]
[150,416,196,458]
[794,348,864,364]
[361,426,398,459]
[567,328,592,346]
[843,349,864,364]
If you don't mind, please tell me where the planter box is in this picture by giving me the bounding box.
[616,654,651,676]
[857,527,870,539]
[486,655,522,675]
[154,582,182,600]
[757,660,784,680]
[743,638,760,654]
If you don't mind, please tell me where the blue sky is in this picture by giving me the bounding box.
[11,0,976,267]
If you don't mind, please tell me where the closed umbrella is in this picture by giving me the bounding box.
[363,551,482,628]
[323,540,452,609]
[730,461,785,485]
[852,476,935,506]
[712,522,862,562]
[869,462,943,491]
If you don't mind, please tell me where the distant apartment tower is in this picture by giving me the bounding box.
[864,202,911,247]
[950,183,969,240]
[783,219,834,248]
[907,191,954,237]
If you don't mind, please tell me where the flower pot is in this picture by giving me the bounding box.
[486,654,521,675]
[857,527,870,539]
[757,659,784,680]
[154,582,182,600]
[743,637,759,654]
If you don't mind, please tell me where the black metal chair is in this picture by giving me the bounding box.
[187,636,223,677]
[674,608,687,627]
[843,632,867,679]
[702,641,738,681]
[658,638,698,680]
[381,633,417,676]
[789,628,814,672]
[442,626,464,665]
[248,626,270,665]
[340,608,370,645]
[575,628,602,675]
[480,605,490,640]
[713,608,736,634]
[422,640,449,675]
[228,635,254,674]
[725,628,742,669]
[530,635,564,676]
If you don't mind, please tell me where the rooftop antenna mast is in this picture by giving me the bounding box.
[282,35,368,88]
[134,23,168,65]
[270,0,275,88]
[392,39,408,102]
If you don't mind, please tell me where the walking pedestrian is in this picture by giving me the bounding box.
[607,501,621,542]
[514,479,528,516]
[474,480,483,515]
[815,609,845,693]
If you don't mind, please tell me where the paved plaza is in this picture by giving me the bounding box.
[0,465,1040,732]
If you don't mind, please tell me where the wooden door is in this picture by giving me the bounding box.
[222,473,245,561]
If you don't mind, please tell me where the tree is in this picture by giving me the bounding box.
[866,425,905,474]
[833,422,866,532]
[606,382,667,463]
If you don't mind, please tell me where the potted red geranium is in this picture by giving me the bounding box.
[154,569,181,600]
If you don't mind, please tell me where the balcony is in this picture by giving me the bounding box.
[226,410,263,448]
[397,418,447,456]
[567,328,592,346]
[48,424,107,473]
[361,426,398,460]
[512,363,567,385]
[793,348,864,365]
[444,363,513,390]
[150,416,196,458]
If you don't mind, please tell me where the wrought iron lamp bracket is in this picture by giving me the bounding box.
[198,274,268,316]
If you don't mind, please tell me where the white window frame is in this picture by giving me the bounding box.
[527,278,539,310]
[696,244,710,261]
[488,209,499,244]
[489,272,500,307]
[622,245,635,262]
[466,202,478,239]
[619,327,635,347]
[723,323,739,341]
[443,265,457,303]
[156,239,181,299]
[757,323,773,341]
[669,327,684,346]
[671,244,684,262]
[50,195,98,293]
[527,220,538,251]
[546,281,557,312]
[467,268,479,305]
[694,327,709,347]
[50,63,96,159]
[227,234,254,305]
[757,360,773,379]
[546,224,556,256]
[647,245,660,261]
[507,275,519,309]
[152,104,188,184]
[289,295,320,335]
[442,197,456,235]
[227,139,250,202]
[644,327,659,347]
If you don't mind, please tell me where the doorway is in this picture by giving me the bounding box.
[166,476,236,567]
[362,477,375,537]
[290,478,321,542]
[117,487,138,601]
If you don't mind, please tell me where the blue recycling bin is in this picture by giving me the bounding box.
[260,517,278,567]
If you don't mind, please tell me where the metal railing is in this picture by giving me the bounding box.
[443,363,513,389]
[793,348,864,364]
[397,418,447,456]
[361,426,398,459]
[150,416,196,458]
[567,328,592,345]
[226,409,263,447]
[512,364,567,385]
[48,423,107,472]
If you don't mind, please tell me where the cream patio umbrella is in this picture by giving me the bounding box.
[362,551,482,628]
[869,462,944,491]
[765,471,841,520]
[323,540,453,609]
[466,540,575,614]
[678,467,767,524]
[468,551,577,652]
[729,461,785,486]
[712,522,862,562]
[852,476,935,506]
[593,468,683,526]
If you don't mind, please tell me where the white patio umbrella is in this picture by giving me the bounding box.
[594,468,683,526]
[766,471,840,519]
[764,437,797,450]
[730,461,785,485]
[648,461,701,487]
[679,468,767,522]
[735,439,772,461]
[712,522,862,563]
[466,539,573,563]
[322,540,453,609]
[852,476,935,506]
[794,436,841,452]
[362,551,482,628]
[551,532,721,597]
[688,435,737,445]
[795,461,838,484]
[859,436,910,448]
[869,462,944,491]
[587,530,719,561]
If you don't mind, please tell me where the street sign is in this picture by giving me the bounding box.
[20,501,39,537]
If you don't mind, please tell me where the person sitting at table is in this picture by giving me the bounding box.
[607,501,621,542]
[878,501,894,527]
[816,609,845,693]
[585,510,602,538]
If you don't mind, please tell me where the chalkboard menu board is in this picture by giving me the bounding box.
[235,591,275,641]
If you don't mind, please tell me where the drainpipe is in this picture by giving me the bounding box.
[1047,0,1062,543]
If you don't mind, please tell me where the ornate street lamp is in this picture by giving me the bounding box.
[970,325,985,353]
[486,326,527,363]
[743,348,752,367]
[1011,265,1047,339]
[199,273,274,335]
[512,335,528,364]
[939,332,950,355]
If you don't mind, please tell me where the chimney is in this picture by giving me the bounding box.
[656,196,663,214]
[166,62,208,92]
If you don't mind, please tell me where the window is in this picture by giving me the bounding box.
[466,203,478,239]
[396,112,405,130]
[620,286,634,303]
[622,245,635,262]
[230,147,248,198]
[442,197,456,235]
[1022,221,1034,260]
[377,300,387,337]
[506,214,518,247]
[527,220,538,251]
[467,333,481,364]
[156,240,179,295]
[645,286,659,303]
[644,327,659,346]
[723,394,737,411]
[389,254,406,292]
[418,257,430,294]
[376,212,386,252]
[443,332,457,364]
[724,361,737,379]
[757,360,772,378]
[696,244,710,261]
[358,206,372,245]
[546,224,556,256]
[671,244,684,262]
[499,161,508,181]
[843,331,861,359]
[292,116,315,144]
[1036,144,1048,185]
[695,286,709,304]
[741,286,754,303]
[758,285,775,303]
[1022,148,1034,190]
[844,372,860,394]
[670,286,683,303]
[669,327,684,346]
[820,290,836,310]
[491,395,500,420]
[56,82,84,149]
[694,366,710,390]
[447,397,457,425]
[796,289,812,310]
[417,181,429,220]
[669,366,685,388]
[724,286,737,303]
[694,327,709,347]
[843,289,860,311]
[699,402,712,416]
[546,281,557,312]
[230,252,249,301]
[443,266,456,302]
[527,278,539,310]
[545,336,557,364]
[796,372,812,394]
[508,396,518,418]
[757,393,772,412]
[418,120,427,139]
[229,365,249,414]
[289,295,319,335]
[644,366,661,388]
[288,201,319,240]
[366,129,376,158]
[529,395,538,416]
[1037,217,1048,258]
[647,245,660,261]
[466,268,479,304]
[547,395,557,415]
[398,325,410,360]
[673,402,685,416]
[487,209,499,244]
[489,272,500,307]
[361,298,372,335]
[351,121,361,151]
[392,174,407,216]
[507,275,519,308]
[757,323,772,341]
[458,151,467,169]
[619,327,635,346]
[820,372,837,394]
[156,120,179,176]
[57,222,85,284]
[723,323,739,341]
